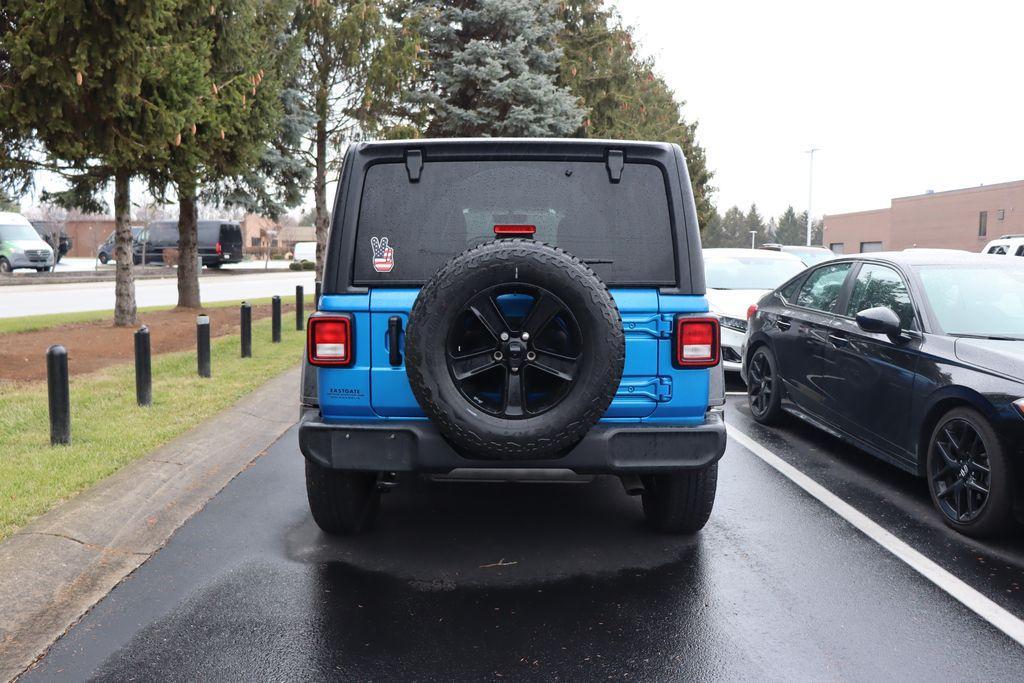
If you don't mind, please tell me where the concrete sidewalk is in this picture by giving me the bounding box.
[0,367,300,682]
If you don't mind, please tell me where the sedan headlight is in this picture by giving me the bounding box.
[720,316,747,333]
[1014,398,1024,418]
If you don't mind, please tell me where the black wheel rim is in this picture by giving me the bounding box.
[446,283,582,419]
[748,350,773,416]
[929,418,991,524]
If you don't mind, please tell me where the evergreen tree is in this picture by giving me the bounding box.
[411,0,584,137]
[700,210,725,248]
[294,0,419,277]
[773,206,806,245]
[148,1,301,308]
[719,206,747,248]
[557,0,715,229]
[1,1,210,325]
[744,204,768,248]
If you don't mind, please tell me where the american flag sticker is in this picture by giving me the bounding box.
[370,236,395,273]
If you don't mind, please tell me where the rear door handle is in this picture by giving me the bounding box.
[388,316,403,366]
[776,316,792,331]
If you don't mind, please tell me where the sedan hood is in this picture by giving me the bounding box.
[706,289,769,320]
[953,338,1024,380]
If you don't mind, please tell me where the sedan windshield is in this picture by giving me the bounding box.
[0,224,40,241]
[917,265,1024,338]
[704,255,805,290]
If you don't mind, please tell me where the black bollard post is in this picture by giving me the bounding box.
[314,280,322,311]
[296,285,304,330]
[134,326,152,407]
[271,296,281,343]
[197,315,211,378]
[46,345,71,446]
[241,302,252,358]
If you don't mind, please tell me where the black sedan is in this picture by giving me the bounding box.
[741,251,1024,537]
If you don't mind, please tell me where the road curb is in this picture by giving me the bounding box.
[0,367,301,682]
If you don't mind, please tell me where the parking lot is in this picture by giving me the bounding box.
[25,391,1024,680]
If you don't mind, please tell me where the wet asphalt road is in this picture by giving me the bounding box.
[26,393,1024,681]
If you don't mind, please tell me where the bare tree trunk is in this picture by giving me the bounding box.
[113,170,137,327]
[177,184,201,308]
[314,91,329,280]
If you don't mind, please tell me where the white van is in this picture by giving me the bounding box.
[982,235,1024,256]
[292,241,316,264]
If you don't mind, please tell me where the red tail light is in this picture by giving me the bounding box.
[673,317,720,368]
[747,304,758,320]
[215,241,222,255]
[493,224,536,236]
[308,315,353,366]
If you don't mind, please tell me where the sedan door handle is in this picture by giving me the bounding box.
[828,332,849,348]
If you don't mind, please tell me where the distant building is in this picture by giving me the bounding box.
[823,179,1024,254]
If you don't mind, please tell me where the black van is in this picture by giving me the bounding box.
[135,220,244,268]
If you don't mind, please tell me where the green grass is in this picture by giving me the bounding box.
[0,315,305,541]
[0,296,306,335]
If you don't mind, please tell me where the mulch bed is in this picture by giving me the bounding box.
[0,303,298,383]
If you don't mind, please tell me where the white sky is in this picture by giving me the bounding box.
[23,1,1024,223]
[616,0,1024,219]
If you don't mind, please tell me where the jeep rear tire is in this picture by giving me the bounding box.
[641,464,719,534]
[405,239,625,460]
[305,460,380,535]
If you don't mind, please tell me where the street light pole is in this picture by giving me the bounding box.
[806,147,820,246]
[750,230,757,249]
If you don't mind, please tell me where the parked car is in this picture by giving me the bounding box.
[97,226,144,265]
[982,234,1024,256]
[703,248,806,372]
[742,251,1024,537]
[135,220,243,267]
[292,241,316,264]
[0,212,54,273]
[299,138,727,535]
[760,243,836,266]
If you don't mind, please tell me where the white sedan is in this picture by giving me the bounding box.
[703,248,806,372]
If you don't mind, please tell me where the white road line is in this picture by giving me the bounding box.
[725,391,747,396]
[728,424,1024,648]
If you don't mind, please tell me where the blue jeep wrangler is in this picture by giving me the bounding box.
[299,139,726,534]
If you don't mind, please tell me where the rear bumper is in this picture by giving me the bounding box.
[298,408,727,474]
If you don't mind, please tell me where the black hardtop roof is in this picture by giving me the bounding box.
[350,137,676,160]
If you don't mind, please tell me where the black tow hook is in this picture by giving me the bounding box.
[619,474,644,496]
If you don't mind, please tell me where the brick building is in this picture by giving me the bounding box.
[823,179,1024,254]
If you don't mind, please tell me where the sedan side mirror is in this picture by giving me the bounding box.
[856,306,902,340]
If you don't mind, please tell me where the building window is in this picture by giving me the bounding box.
[998,209,1005,221]
[829,242,845,254]
[860,241,883,253]
[251,237,260,247]
[978,211,988,237]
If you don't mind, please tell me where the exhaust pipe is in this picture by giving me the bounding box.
[619,474,644,496]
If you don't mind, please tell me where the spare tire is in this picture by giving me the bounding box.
[405,239,624,460]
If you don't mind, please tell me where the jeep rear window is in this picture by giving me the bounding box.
[352,160,676,286]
